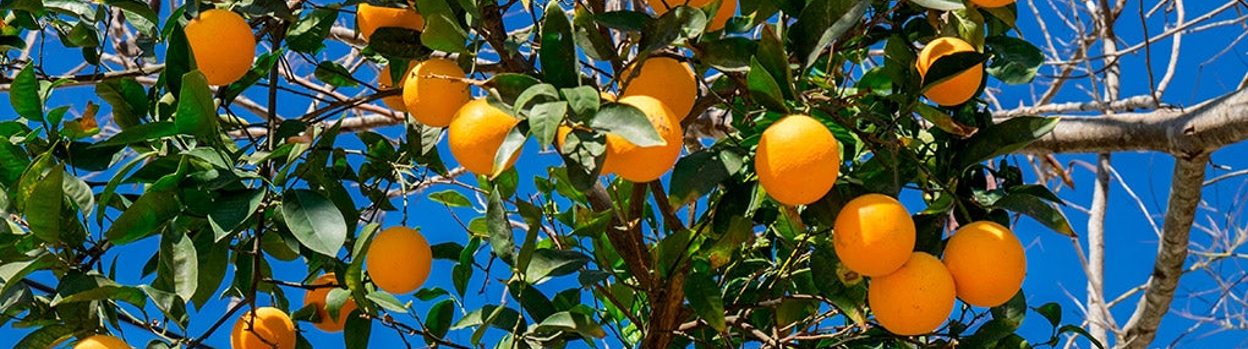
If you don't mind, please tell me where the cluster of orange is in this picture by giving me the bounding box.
[834,194,1027,335]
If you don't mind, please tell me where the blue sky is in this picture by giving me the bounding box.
[4,0,1248,348]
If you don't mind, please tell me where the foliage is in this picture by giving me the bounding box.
[0,0,1097,348]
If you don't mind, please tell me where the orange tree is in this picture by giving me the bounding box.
[0,0,1098,347]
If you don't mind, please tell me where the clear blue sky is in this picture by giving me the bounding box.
[4,1,1248,348]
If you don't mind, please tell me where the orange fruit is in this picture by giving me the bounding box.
[647,0,737,32]
[231,307,296,349]
[366,226,432,295]
[942,221,1027,307]
[402,58,472,127]
[868,252,956,336]
[185,9,256,86]
[833,194,916,277]
[74,335,130,349]
[378,61,416,112]
[916,37,984,106]
[356,3,424,41]
[602,95,683,182]
[620,57,697,121]
[754,114,840,206]
[448,99,523,176]
[303,273,359,332]
[972,0,1015,8]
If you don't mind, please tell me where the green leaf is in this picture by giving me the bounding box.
[513,83,560,112]
[920,50,988,93]
[105,190,181,245]
[95,78,148,128]
[491,126,527,178]
[164,22,194,95]
[524,249,589,284]
[684,262,726,332]
[0,254,57,297]
[915,103,977,137]
[589,103,665,147]
[558,129,607,190]
[25,165,63,243]
[994,191,1076,237]
[955,116,1059,170]
[223,49,283,103]
[103,0,158,36]
[489,73,542,105]
[669,146,744,208]
[175,71,219,139]
[156,231,198,301]
[191,231,228,308]
[640,5,706,52]
[486,189,516,264]
[368,27,432,59]
[990,290,1027,327]
[313,61,359,87]
[699,37,757,72]
[94,121,179,148]
[452,238,480,296]
[540,1,578,88]
[366,291,409,313]
[560,86,600,119]
[205,189,265,241]
[419,10,468,52]
[986,35,1044,84]
[529,101,568,148]
[282,189,348,257]
[910,0,965,10]
[53,285,146,308]
[534,311,606,340]
[287,6,339,54]
[593,11,652,32]
[791,0,869,67]
[424,299,455,345]
[0,138,28,186]
[14,324,73,349]
[10,64,41,121]
[429,190,472,207]
[747,57,787,112]
[344,310,370,349]
[1034,303,1062,328]
[451,305,522,330]
[1058,325,1106,349]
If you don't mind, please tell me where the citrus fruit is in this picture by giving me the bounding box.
[868,252,956,336]
[601,95,683,182]
[402,58,472,127]
[185,9,256,86]
[366,226,433,295]
[754,114,840,206]
[621,57,697,121]
[356,3,424,41]
[74,335,129,349]
[647,0,737,32]
[449,99,523,176]
[231,307,296,349]
[916,36,984,106]
[303,273,359,332]
[942,221,1027,307]
[972,0,1015,8]
[378,61,416,113]
[833,194,916,277]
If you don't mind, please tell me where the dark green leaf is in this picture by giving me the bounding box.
[540,1,578,88]
[791,0,869,67]
[524,249,589,284]
[921,50,988,93]
[994,191,1076,236]
[1034,302,1062,328]
[95,78,147,128]
[282,189,348,257]
[747,57,787,112]
[156,231,198,301]
[25,165,62,243]
[486,189,516,264]
[313,61,359,87]
[529,101,568,148]
[14,324,73,349]
[423,299,455,345]
[986,35,1044,84]
[429,190,472,207]
[955,116,1059,170]
[640,6,706,52]
[669,146,744,208]
[105,190,180,244]
[175,71,219,139]
[593,11,651,32]
[685,262,726,332]
[344,310,371,349]
[94,121,178,148]
[287,6,339,54]
[10,64,41,121]
[589,103,665,147]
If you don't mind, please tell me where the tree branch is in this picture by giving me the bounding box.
[1118,154,1207,349]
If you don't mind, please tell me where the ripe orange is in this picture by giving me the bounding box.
[833,194,916,277]
[231,307,296,349]
[868,252,956,336]
[185,9,256,86]
[601,95,684,182]
[366,226,433,295]
[647,0,737,32]
[916,37,984,106]
[303,273,359,332]
[621,57,697,121]
[74,335,129,349]
[449,99,523,176]
[972,0,1015,8]
[942,221,1027,307]
[402,58,472,127]
[356,3,424,41]
[378,61,416,113]
[754,114,840,206]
